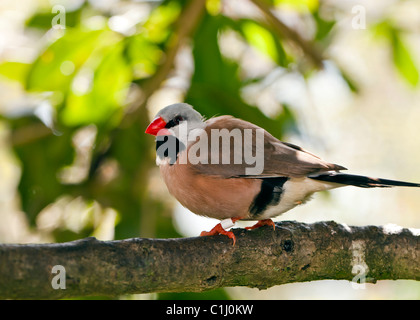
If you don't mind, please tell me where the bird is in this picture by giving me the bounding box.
[145,103,420,245]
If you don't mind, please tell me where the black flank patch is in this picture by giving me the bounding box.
[249,177,288,218]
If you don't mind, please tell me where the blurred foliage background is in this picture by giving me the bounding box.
[1,0,420,299]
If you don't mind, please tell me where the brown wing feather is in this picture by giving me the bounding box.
[187,116,346,178]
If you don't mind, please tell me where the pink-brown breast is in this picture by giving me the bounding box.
[160,162,261,220]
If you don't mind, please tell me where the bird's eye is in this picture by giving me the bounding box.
[174,115,183,125]
[165,115,184,128]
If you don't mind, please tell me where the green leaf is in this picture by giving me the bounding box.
[26,29,104,92]
[371,20,392,39]
[124,35,163,80]
[391,31,419,86]
[0,61,30,84]
[312,9,336,42]
[226,17,288,67]
[338,69,359,93]
[186,13,294,139]
[62,40,132,127]
[274,0,319,12]
[142,1,182,43]
[241,20,280,63]
[26,8,82,30]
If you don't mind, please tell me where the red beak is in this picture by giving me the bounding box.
[145,117,171,136]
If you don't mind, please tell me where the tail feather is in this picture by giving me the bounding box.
[310,173,420,188]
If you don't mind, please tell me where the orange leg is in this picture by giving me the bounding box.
[200,217,242,246]
[245,219,276,230]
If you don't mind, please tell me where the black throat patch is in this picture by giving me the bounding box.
[249,177,288,218]
[155,135,186,165]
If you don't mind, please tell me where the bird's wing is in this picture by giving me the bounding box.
[187,116,346,178]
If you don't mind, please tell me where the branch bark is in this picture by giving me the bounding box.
[0,220,419,299]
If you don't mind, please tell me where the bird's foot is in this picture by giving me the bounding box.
[245,219,276,230]
[200,217,241,246]
[200,224,236,246]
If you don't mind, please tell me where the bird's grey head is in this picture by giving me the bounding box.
[145,103,205,165]
[156,103,204,129]
[145,103,204,137]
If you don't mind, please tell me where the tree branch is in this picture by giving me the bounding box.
[249,0,324,68]
[0,220,418,299]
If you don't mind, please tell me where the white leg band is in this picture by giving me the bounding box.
[220,218,236,230]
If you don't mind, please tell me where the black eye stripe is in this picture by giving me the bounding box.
[165,115,184,128]
[165,119,176,128]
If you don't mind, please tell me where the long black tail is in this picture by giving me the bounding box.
[310,172,420,188]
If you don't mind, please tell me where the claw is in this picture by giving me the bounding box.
[200,217,241,246]
[245,219,276,230]
[200,224,236,245]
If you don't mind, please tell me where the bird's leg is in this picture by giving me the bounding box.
[245,219,276,230]
[200,217,241,245]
